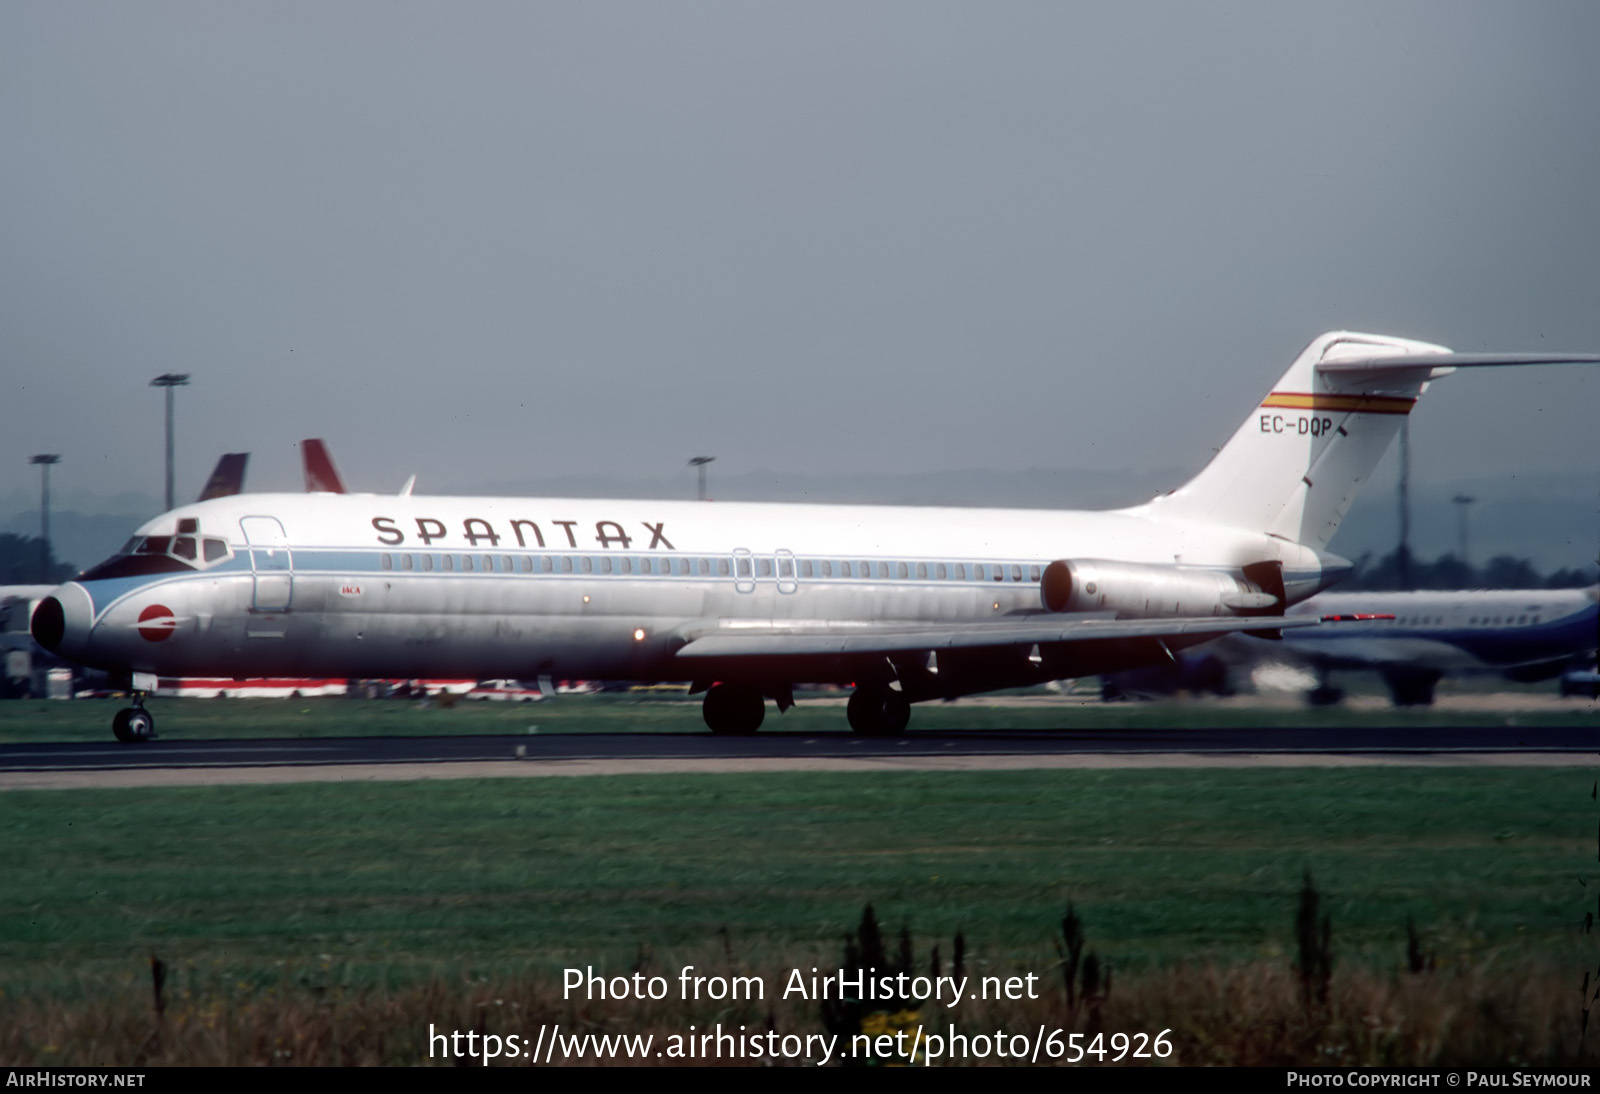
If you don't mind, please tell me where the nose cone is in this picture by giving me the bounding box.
[31,584,93,659]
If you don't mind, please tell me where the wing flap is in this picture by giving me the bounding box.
[674,614,1321,659]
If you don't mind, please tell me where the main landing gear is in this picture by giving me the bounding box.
[702,683,765,735]
[846,685,911,737]
[112,692,156,744]
[698,682,914,736]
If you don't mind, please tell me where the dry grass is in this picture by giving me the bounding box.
[2,953,1587,1066]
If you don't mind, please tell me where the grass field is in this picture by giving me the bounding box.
[2,683,1596,743]
[3,764,1596,1064]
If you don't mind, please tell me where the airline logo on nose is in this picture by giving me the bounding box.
[138,604,176,642]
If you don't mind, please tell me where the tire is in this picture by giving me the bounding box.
[702,685,764,734]
[847,687,911,736]
[112,708,153,743]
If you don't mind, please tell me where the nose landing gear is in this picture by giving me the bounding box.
[112,693,156,743]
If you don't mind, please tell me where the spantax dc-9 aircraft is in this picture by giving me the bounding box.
[31,332,1598,742]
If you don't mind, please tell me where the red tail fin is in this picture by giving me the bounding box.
[301,439,347,493]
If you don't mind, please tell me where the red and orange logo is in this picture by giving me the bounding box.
[137,604,176,642]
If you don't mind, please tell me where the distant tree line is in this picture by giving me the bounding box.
[1340,549,1599,592]
[0,533,76,585]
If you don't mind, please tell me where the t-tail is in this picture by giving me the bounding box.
[1140,331,1598,548]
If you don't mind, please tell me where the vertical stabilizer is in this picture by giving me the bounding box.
[301,439,348,494]
[1140,332,1597,548]
[195,453,249,502]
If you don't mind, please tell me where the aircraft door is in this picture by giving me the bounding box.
[775,549,798,594]
[732,548,755,594]
[240,516,294,612]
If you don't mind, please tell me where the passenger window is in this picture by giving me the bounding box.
[994,566,1005,582]
[581,558,593,574]
[779,557,794,578]
[866,562,879,579]
[444,555,455,571]
[171,536,197,560]
[502,556,512,572]
[402,554,414,571]
[954,564,966,580]
[935,563,946,580]
[737,557,752,577]
[757,558,773,578]
[560,557,573,573]
[916,562,927,579]
[699,559,712,576]
[821,560,833,577]
[1029,565,1041,583]
[541,557,553,573]
[801,560,814,578]
[422,555,434,572]
[841,562,853,578]
[619,557,632,574]
[1011,565,1022,582]
[896,562,908,579]
[600,557,613,575]
[719,558,731,577]
[381,553,393,571]
[521,556,533,573]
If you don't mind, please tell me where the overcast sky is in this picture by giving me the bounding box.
[3,2,1597,506]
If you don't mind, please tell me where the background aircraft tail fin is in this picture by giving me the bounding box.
[1140,332,1598,548]
[301,439,348,494]
[195,453,249,502]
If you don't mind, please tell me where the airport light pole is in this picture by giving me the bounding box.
[688,456,715,501]
[150,373,190,511]
[29,454,60,583]
[1396,420,1411,590]
[1452,494,1477,568]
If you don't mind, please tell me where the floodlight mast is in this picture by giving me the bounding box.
[29,454,61,582]
[150,373,191,511]
[688,456,715,502]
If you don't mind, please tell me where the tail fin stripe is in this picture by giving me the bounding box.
[1262,392,1416,415]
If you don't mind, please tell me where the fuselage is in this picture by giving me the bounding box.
[36,491,1346,686]
[1279,587,1599,677]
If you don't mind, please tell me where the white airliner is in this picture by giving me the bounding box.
[30,332,1597,742]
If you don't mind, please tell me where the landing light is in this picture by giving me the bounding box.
[633,628,646,641]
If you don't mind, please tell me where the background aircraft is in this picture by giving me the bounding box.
[1104,585,1599,706]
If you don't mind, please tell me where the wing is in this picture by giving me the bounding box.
[674,613,1322,659]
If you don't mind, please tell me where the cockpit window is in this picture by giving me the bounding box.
[79,530,235,581]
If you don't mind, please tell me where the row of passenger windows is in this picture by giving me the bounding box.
[1392,614,1541,627]
[377,553,1043,583]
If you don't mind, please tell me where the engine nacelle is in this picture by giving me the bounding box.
[1039,559,1280,618]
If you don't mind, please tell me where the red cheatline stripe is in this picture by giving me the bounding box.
[1261,392,1416,415]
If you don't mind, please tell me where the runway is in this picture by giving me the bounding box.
[2,724,1596,789]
